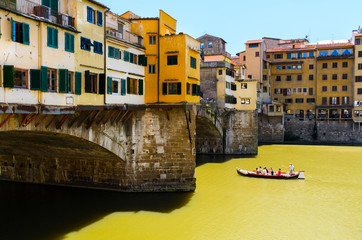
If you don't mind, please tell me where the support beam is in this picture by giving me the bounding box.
[24,114,39,127]
[20,114,30,127]
[45,115,57,129]
[116,110,129,124]
[97,111,111,126]
[86,111,102,129]
[123,111,133,124]
[0,113,14,129]
[35,115,48,127]
[103,110,116,125]
[185,110,192,143]
[78,111,94,128]
[165,110,170,121]
[56,115,70,129]
[111,110,123,125]
[68,114,81,128]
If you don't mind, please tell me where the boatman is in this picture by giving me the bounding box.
[289,163,294,176]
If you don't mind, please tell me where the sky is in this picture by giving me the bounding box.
[101,0,362,56]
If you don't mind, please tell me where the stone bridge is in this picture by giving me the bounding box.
[196,100,258,155]
[0,103,196,192]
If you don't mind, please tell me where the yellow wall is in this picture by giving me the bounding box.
[354,36,362,120]
[75,0,106,105]
[159,10,176,35]
[234,80,257,110]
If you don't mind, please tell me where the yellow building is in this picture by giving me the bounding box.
[122,10,201,104]
[267,46,316,119]
[234,79,257,110]
[315,43,354,120]
[353,28,362,123]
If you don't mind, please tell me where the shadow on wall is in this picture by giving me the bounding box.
[0,181,194,240]
[196,153,257,167]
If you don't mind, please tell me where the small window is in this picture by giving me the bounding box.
[149,35,156,45]
[274,54,283,59]
[297,75,302,81]
[359,51,362,58]
[296,98,304,103]
[356,39,361,45]
[248,75,252,79]
[307,98,315,103]
[358,88,362,95]
[276,76,281,81]
[190,56,197,69]
[87,6,94,23]
[358,63,362,70]
[310,52,314,57]
[148,64,156,74]
[65,32,74,53]
[332,86,337,92]
[309,75,314,80]
[14,68,28,88]
[93,41,103,54]
[342,62,348,68]
[332,62,338,68]
[332,74,337,80]
[127,78,138,94]
[11,20,30,45]
[208,42,212,48]
[68,71,74,93]
[47,68,57,92]
[322,75,328,80]
[287,53,291,59]
[322,86,327,92]
[322,97,327,105]
[219,70,223,75]
[342,86,348,91]
[112,78,120,94]
[81,37,91,51]
[322,63,327,68]
[200,43,204,49]
[47,27,58,48]
[286,75,292,81]
[97,11,103,26]
[248,43,258,48]
[241,83,247,89]
[255,51,259,57]
[167,55,178,65]
[342,74,348,80]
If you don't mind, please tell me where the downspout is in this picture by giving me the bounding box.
[38,21,43,107]
[313,52,318,140]
[157,18,160,103]
[103,8,110,105]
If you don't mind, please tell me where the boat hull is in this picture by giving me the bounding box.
[236,168,301,179]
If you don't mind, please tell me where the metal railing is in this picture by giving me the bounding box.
[106,27,143,47]
[5,0,75,28]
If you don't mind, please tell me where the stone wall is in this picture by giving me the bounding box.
[284,117,362,144]
[224,110,258,154]
[200,67,217,100]
[0,106,196,192]
[258,115,284,143]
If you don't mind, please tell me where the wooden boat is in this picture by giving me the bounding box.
[236,168,304,179]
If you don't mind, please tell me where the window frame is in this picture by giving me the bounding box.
[167,55,178,65]
[14,68,28,89]
[47,68,57,92]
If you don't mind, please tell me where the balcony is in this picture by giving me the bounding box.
[106,27,143,47]
[2,0,75,28]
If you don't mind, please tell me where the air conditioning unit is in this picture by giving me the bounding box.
[115,32,123,39]
[34,5,50,19]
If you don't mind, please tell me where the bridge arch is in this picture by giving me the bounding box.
[196,114,223,154]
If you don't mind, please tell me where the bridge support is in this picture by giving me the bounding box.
[0,104,196,192]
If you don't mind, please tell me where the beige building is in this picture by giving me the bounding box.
[353,28,362,123]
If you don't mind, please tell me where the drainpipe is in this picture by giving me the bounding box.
[313,53,318,140]
[157,18,160,103]
[38,21,43,108]
[104,8,110,105]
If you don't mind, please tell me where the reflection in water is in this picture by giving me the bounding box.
[0,182,193,240]
[1,145,362,240]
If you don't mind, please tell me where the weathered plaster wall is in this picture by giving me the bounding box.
[258,115,284,143]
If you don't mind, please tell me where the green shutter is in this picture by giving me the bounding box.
[107,77,112,94]
[42,0,50,8]
[3,65,14,88]
[54,28,58,48]
[47,27,52,47]
[138,55,143,66]
[59,69,69,93]
[127,77,130,94]
[70,34,74,52]
[11,18,16,42]
[51,0,58,12]
[196,85,200,96]
[75,72,81,95]
[186,82,190,95]
[65,33,74,52]
[30,69,41,90]
[22,23,29,45]
[65,33,69,51]
[138,79,143,95]
[124,51,130,62]
[41,66,48,92]
[130,53,134,63]
[192,84,196,96]
[84,70,91,93]
[121,79,126,95]
[176,82,181,95]
[115,48,120,59]
[162,83,167,95]
[108,46,114,58]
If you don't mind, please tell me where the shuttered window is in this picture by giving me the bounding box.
[10,18,29,45]
[124,51,130,62]
[107,77,112,94]
[65,32,74,53]
[47,27,58,48]
[167,55,178,65]
[41,66,48,92]
[87,6,94,23]
[108,46,121,59]
[75,72,82,95]
[138,79,143,95]
[3,65,14,88]
[121,79,126,95]
[99,74,105,94]
[30,69,41,90]
[97,11,103,26]
[58,69,69,93]
[93,41,103,54]
[190,56,196,69]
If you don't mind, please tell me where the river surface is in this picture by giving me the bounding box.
[0,145,361,240]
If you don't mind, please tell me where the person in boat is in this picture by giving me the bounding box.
[270,168,274,175]
[277,168,282,176]
[262,167,267,175]
[265,167,268,174]
[257,166,262,174]
[289,163,294,176]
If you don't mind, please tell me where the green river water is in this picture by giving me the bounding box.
[0,145,361,240]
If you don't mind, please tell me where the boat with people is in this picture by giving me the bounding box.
[236,168,305,179]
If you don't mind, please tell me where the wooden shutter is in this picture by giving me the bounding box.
[41,66,48,92]
[130,53,134,63]
[53,28,58,48]
[138,79,143,95]
[47,27,52,47]
[75,72,81,95]
[99,74,105,94]
[30,69,41,90]
[97,11,103,26]
[58,69,69,93]
[42,0,50,7]
[84,70,91,93]
[124,51,130,62]
[3,65,14,88]
[65,33,69,51]
[107,77,112,94]
[115,48,120,59]
[108,46,114,58]
[162,83,167,95]
[127,77,130,94]
[176,82,181,95]
[196,85,200,96]
[11,18,16,42]
[22,23,30,45]
[51,0,58,12]
[70,34,74,52]
[121,79,126,95]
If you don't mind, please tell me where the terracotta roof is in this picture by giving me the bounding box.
[246,39,262,44]
[316,43,353,48]
[266,46,315,53]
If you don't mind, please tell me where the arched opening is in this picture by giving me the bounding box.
[196,116,223,154]
[0,131,125,190]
